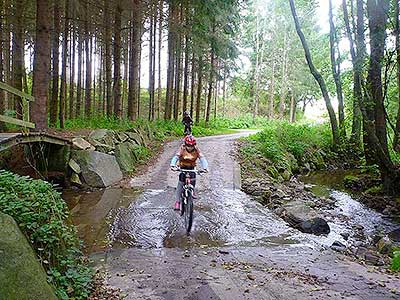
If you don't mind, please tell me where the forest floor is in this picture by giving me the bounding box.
[66,131,400,299]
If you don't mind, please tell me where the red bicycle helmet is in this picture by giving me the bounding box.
[184,135,196,146]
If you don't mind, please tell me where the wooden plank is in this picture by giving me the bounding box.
[0,115,35,129]
[0,82,35,102]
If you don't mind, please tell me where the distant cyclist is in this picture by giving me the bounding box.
[182,111,193,136]
[170,135,208,210]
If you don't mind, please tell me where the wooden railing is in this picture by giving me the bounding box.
[0,81,35,129]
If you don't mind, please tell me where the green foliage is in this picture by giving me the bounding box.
[364,185,383,195]
[343,175,360,185]
[0,170,92,299]
[133,145,151,163]
[244,120,332,173]
[391,251,400,271]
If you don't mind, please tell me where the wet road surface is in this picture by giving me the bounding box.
[64,131,400,299]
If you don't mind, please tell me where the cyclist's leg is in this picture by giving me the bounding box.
[175,180,184,210]
[191,173,197,198]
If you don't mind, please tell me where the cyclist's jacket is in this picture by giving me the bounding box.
[182,116,193,126]
[170,145,208,169]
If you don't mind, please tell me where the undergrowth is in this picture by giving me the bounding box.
[65,116,237,138]
[241,120,333,175]
[392,250,400,271]
[0,170,92,299]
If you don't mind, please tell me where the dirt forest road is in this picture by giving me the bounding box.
[90,131,400,300]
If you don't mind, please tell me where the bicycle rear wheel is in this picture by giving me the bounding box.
[184,195,194,234]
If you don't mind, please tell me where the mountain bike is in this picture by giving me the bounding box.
[183,125,192,136]
[172,168,206,234]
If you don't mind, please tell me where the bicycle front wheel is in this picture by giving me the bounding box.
[184,195,194,234]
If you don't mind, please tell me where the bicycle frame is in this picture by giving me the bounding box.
[173,168,205,234]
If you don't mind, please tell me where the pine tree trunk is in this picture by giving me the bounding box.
[182,13,190,113]
[69,22,75,119]
[13,0,24,119]
[104,0,112,116]
[205,48,215,124]
[289,0,339,145]
[128,21,135,120]
[98,44,103,114]
[165,1,176,120]
[190,52,196,117]
[173,34,182,120]
[128,1,141,120]
[122,40,128,118]
[92,37,96,112]
[157,0,163,119]
[59,0,69,128]
[148,1,155,120]
[113,2,122,118]
[137,24,143,117]
[76,34,83,118]
[4,0,11,110]
[0,0,4,131]
[50,1,60,127]
[195,55,202,124]
[84,2,91,118]
[31,0,52,130]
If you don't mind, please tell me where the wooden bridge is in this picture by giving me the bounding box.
[0,82,71,152]
[0,132,71,152]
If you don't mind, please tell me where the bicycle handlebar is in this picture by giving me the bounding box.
[171,167,207,174]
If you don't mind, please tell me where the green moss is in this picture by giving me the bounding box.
[365,185,383,195]
[343,175,360,185]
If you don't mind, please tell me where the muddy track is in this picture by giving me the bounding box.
[69,131,399,299]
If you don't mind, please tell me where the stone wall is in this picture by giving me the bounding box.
[69,128,153,188]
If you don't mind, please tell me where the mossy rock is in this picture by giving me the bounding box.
[282,170,292,181]
[0,213,57,300]
[343,175,361,189]
[115,141,138,173]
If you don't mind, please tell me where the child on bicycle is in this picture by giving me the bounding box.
[182,111,193,136]
[170,135,208,210]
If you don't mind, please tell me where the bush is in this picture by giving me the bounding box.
[391,251,400,271]
[242,120,333,174]
[0,170,92,299]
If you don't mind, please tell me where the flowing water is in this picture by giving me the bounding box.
[63,135,398,255]
[64,170,398,255]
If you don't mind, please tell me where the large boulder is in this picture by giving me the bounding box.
[115,142,138,173]
[72,150,123,187]
[278,200,330,236]
[299,217,330,235]
[0,213,57,300]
